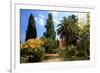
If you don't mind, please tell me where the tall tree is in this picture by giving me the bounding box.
[57,15,79,47]
[44,13,56,40]
[25,14,37,41]
[78,13,90,56]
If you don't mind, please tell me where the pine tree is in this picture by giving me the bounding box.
[44,13,56,40]
[25,14,37,41]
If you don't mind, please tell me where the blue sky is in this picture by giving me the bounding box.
[20,9,87,42]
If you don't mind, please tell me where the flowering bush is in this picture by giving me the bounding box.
[20,38,45,63]
[20,38,44,49]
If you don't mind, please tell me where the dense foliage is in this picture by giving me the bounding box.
[57,14,90,60]
[20,13,90,63]
[41,37,58,53]
[44,13,56,40]
[20,38,45,63]
[25,14,37,41]
[57,15,79,47]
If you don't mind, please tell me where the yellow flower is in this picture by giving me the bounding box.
[20,38,44,49]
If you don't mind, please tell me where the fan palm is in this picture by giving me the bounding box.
[57,15,79,48]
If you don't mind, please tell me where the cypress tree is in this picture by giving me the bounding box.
[25,14,37,41]
[44,13,56,40]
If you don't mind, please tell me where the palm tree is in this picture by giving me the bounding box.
[57,17,68,47]
[57,15,79,48]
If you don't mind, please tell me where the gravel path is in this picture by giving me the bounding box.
[42,54,64,62]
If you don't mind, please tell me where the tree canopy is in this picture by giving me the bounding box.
[57,15,79,46]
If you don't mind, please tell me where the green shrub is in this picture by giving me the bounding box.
[20,56,28,63]
[20,48,29,63]
[76,51,86,58]
[65,45,77,57]
[41,37,57,53]
[20,48,29,56]
[27,46,45,62]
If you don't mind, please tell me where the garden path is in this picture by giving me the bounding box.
[42,54,64,62]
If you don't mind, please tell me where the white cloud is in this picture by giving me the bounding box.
[35,15,45,27]
[38,15,45,26]
[39,14,45,18]
[54,18,60,25]
[52,11,58,17]
[35,17,37,21]
[39,18,45,26]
